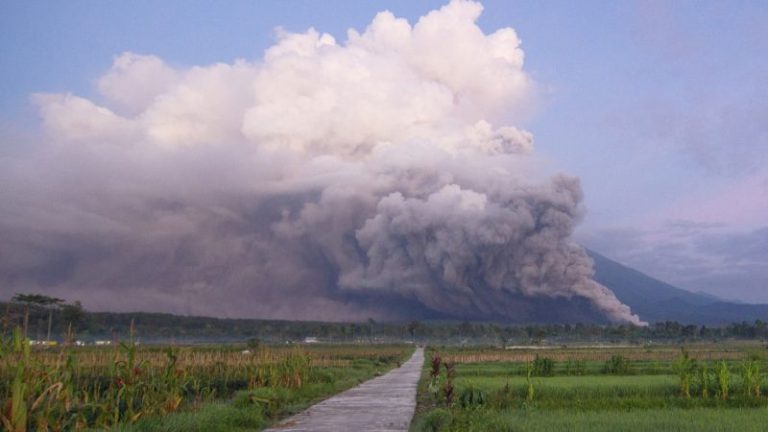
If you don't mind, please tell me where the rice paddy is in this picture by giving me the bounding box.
[411,343,768,431]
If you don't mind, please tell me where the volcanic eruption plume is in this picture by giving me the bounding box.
[0,1,643,325]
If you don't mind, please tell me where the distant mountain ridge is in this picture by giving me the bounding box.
[588,249,768,325]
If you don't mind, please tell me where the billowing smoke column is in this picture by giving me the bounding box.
[0,1,643,324]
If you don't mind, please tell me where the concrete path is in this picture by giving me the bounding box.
[265,347,424,432]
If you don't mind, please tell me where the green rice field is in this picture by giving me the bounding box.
[411,344,768,431]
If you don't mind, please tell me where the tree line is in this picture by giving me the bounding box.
[2,294,768,344]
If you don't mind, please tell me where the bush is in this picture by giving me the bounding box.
[418,408,453,432]
[246,337,261,350]
[458,385,487,408]
[489,383,516,409]
[605,355,631,375]
[565,359,587,376]
[532,356,554,377]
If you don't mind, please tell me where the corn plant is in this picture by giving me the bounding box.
[525,360,535,402]
[716,360,730,400]
[427,353,442,402]
[696,362,713,399]
[673,348,696,398]
[272,348,312,389]
[0,331,407,431]
[740,360,761,398]
[442,361,456,406]
[1,328,29,432]
[160,347,185,413]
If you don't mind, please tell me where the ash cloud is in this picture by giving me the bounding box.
[0,1,642,324]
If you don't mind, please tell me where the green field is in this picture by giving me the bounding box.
[411,345,768,431]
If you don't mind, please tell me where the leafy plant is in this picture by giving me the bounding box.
[696,362,713,399]
[419,408,452,432]
[427,353,442,403]
[740,360,761,398]
[532,355,555,377]
[605,355,630,375]
[716,360,730,400]
[525,360,535,402]
[458,385,486,408]
[673,348,696,398]
[565,359,586,376]
[442,361,456,406]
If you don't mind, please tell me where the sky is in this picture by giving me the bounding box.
[1,1,766,307]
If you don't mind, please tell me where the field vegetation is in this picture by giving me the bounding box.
[0,326,411,431]
[411,344,768,431]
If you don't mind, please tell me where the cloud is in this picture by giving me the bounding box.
[0,0,641,324]
[97,53,179,115]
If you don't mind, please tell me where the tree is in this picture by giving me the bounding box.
[459,320,473,338]
[12,293,64,341]
[246,337,261,350]
[367,318,376,341]
[61,300,86,331]
[407,320,421,341]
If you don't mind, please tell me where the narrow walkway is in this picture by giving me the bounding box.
[265,347,424,432]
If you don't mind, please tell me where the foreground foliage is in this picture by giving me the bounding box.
[0,328,410,431]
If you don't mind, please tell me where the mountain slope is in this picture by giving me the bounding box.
[589,249,768,325]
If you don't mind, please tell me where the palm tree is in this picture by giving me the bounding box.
[11,293,64,341]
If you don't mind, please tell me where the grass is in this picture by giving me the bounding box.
[432,407,768,432]
[118,403,266,432]
[123,360,393,432]
[411,346,768,432]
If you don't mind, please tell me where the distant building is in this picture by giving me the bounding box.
[29,340,58,346]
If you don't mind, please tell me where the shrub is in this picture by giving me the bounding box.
[458,385,486,408]
[419,408,452,432]
[430,354,442,379]
[605,355,630,375]
[531,355,554,377]
[489,383,516,409]
[565,359,586,376]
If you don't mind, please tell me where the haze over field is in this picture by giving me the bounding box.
[0,1,765,323]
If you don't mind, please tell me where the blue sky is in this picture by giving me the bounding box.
[1,1,766,303]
